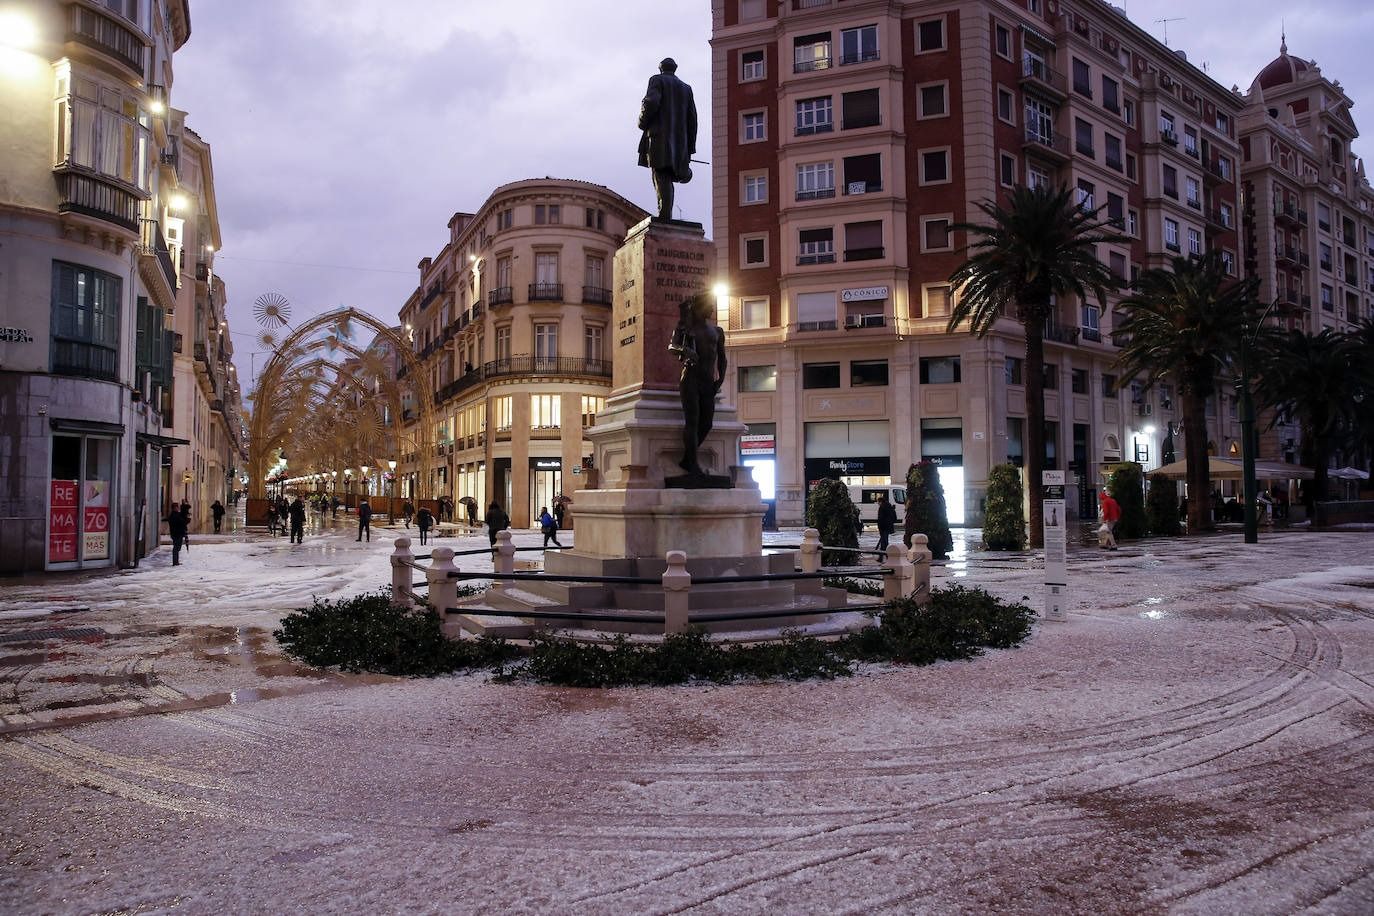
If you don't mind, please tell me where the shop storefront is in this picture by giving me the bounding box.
[741,424,777,529]
[529,457,561,523]
[47,432,116,571]
[919,417,966,524]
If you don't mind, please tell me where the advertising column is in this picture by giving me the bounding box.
[1042,470,1068,621]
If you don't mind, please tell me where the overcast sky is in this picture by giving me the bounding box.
[170,1,1373,385]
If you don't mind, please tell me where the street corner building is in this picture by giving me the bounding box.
[710,0,1374,526]
[0,0,247,574]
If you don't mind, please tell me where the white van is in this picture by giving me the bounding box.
[849,485,905,528]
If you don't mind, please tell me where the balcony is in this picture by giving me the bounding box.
[839,49,880,65]
[483,356,612,381]
[1080,327,1103,343]
[1206,208,1232,231]
[845,314,886,329]
[582,285,613,306]
[67,4,146,78]
[1274,201,1300,225]
[1042,324,1080,344]
[842,181,881,195]
[51,339,118,381]
[1275,246,1298,267]
[1281,289,1299,306]
[843,247,884,261]
[1020,59,1067,98]
[797,252,836,266]
[1203,160,1230,184]
[1023,127,1070,162]
[796,188,836,201]
[529,282,563,301]
[139,218,177,292]
[489,286,514,308]
[794,55,832,73]
[797,320,839,332]
[54,169,141,233]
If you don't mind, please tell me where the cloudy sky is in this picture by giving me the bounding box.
[170,1,1373,384]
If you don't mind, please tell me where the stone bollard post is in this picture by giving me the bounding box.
[427,546,458,616]
[799,527,822,574]
[661,550,692,635]
[907,534,933,606]
[490,529,516,592]
[882,544,914,602]
[390,537,414,607]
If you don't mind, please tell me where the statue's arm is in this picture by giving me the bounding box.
[687,88,698,154]
[638,77,661,131]
[714,327,727,392]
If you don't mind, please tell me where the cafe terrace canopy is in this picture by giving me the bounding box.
[1145,458,1315,480]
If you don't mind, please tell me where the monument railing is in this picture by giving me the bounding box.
[389,529,931,637]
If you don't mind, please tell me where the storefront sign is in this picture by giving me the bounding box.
[803,456,891,480]
[1042,470,1067,622]
[532,458,562,470]
[49,480,78,562]
[841,286,889,302]
[1,327,34,343]
[740,434,775,456]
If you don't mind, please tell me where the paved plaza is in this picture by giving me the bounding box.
[2,522,1372,913]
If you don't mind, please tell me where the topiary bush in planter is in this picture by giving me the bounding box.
[982,463,1027,550]
[805,477,860,566]
[1145,476,1182,536]
[1107,462,1148,540]
[903,460,953,559]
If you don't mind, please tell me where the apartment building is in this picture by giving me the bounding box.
[396,179,647,529]
[1237,40,1374,462]
[0,0,200,572]
[712,0,1248,525]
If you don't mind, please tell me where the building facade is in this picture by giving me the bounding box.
[396,179,647,529]
[0,0,243,573]
[712,0,1252,525]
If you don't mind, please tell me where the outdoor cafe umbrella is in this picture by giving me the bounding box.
[1147,457,1315,480]
[1329,466,1370,480]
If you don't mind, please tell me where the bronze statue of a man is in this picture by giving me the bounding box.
[638,58,697,222]
[668,293,726,476]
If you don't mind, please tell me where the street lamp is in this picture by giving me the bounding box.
[388,459,397,520]
[361,465,370,497]
[1239,300,1278,545]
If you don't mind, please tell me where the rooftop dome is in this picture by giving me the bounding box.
[1256,38,1310,90]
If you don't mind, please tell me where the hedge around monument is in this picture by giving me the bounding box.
[1146,475,1182,536]
[903,460,953,559]
[804,477,861,566]
[1107,462,1148,540]
[982,463,1027,550]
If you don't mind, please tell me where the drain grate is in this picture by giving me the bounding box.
[0,626,107,644]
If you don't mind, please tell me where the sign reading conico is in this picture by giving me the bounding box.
[841,286,889,302]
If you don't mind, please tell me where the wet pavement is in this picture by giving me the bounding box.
[1,525,1373,913]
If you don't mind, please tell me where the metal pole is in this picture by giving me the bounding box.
[1240,333,1258,544]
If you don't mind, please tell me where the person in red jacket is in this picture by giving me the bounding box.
[1099,491,1121,550]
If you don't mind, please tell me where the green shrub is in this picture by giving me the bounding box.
[1107,462,1148,539]
[904,461,953,559]
[982,463,1027,550]
[805,477,860,566]
[838,584,1034,665]
[1145,476,1182,536]
[823,575,883,596]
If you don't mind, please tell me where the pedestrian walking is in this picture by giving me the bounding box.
[415,506,434,546]
[485,501,509,551]
[875,493,897,558]
[552,501,566,531]
[402,500,415,529]
[331,496,340,519]
[464,497,478,529]
[289,496,307,544]
[356,498,372,542]
[211,499,225,534]
[539,507,563,548]
[1098,491,1121,550]
[179,502,191,552]
[167,504,189,566]
[266,502,280,536]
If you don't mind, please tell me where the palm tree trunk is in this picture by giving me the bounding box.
[1181,390,1212,531]
[1024,315,1046,549]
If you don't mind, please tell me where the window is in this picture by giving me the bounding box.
[796,97,833,134]
[850,359,889,387]
[1317,202,1331,231]
[919,83,948,118]
[1321,284,1334,311]
[1319,242,1332,270]
[1215,156,1231,181]
[497,208,513,230]
[919,356,961,384]
[57,84,150,192]
[494,396,513,431]
[584,324,605,365]
[1162,164,1178,198]
[741,297,769,329]
[796,291,835,330]
[917,18,944,52]
[1164,219,1180,251]
[1221,251,1235,276]
[1109,251,1127,281]
[997,87,1014,123]
[1185,177,1201,208]
[743,173,768,204]
[1000,153,1016,187]
[1042,363,1058,389]
[534,322,558,366]
[1005,356,1023,385]
[995,23,1012,58]
[583,208,604,230]
[741,49,765,80]
[796,161,835,199]
[1127,209,1139,236]
[840,24,878,64]
[740,0,764,21]
[922,217,951,251]
[743,235,767,266]
[742,111,766,141]
[534,204,560,225]
[1105,133,1123,171]
[1106,192,1125,226]
[1025,97,1055,144]
[739,365,777,392]
[1082,303,1102,332]
[844,220,883,260]
[530,394,561,428]
[1219,202,1233,228]
[842,153,882,193]
[581,395,605,427]
[1072,58,1092,97]
[1187,228,1202,255]
[1122,98,1135,126]
[1102,374,1117,397]
[51,261,120,379]
[802,362,841,388]
[1075,118,1094,156]
[794,32,832,72]
[924,284,952,318]
[1007,417,1024,467]
[1215,111,1231,135]
[1126,152,1137,181]
[920,149,949,184]
[1102,76,1119,113]
[1071,368,1088,394]
[798,227,835,264]
[495,325,512,361]
[1159,111,1176,140]
[1076,179,1095,211]
[841,88,880,129]
[1027,164,1051,190]
[1184,126,1198,157]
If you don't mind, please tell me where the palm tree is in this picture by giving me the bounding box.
[1254,328,1359,509]
[949,184,1122,547]
[1113,253,1263,532]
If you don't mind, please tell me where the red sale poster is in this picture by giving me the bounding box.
[83,480,110,560]
[49,479,78,563]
